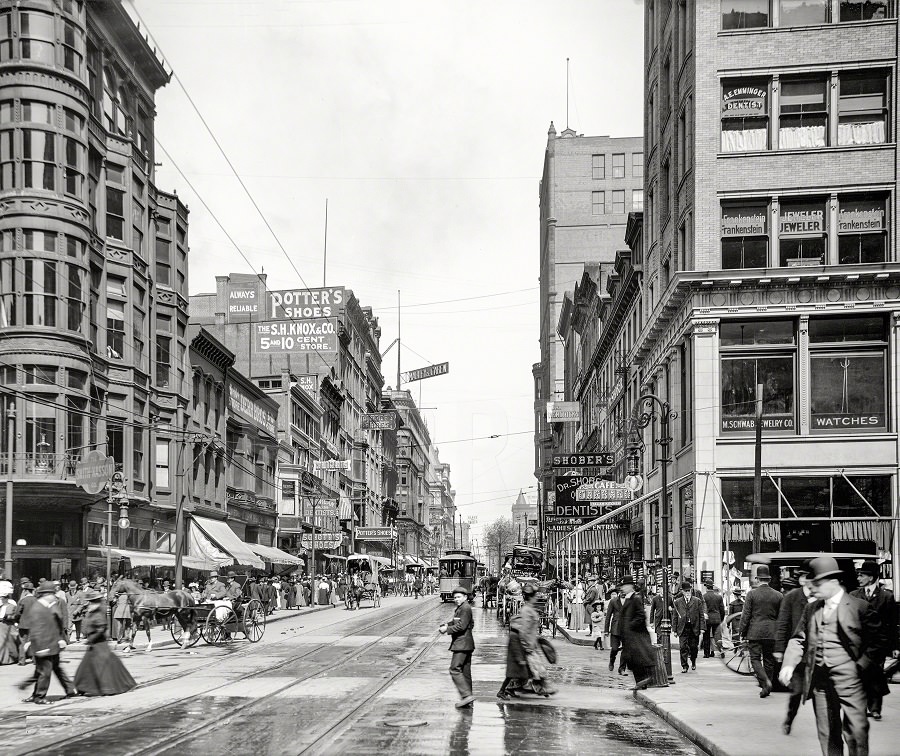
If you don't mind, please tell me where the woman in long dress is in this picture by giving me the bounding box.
[295,578,307,607]
[570,580,585,632]
[74,590,137,696]
[506,584,555,697]
[0,581,18,664]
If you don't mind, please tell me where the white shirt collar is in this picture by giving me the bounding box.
[826,588,844,609]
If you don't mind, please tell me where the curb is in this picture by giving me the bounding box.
[635,690,726,756]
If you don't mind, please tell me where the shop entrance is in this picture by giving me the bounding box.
[781,521,830,551]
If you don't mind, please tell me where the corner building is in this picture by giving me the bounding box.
[0,1,192,580]
[630,0,900,590]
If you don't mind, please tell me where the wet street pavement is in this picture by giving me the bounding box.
[0,595,704,755]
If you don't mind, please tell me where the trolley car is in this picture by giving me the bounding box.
[438,549,477,601]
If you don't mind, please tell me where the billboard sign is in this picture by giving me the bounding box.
[255,319,337,354]
[361,412,398,430]
[227,279,259,316]
[267,287,345,320]
[402,362,449,383]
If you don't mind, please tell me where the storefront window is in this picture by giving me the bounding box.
[721,356,794,431]
[722,80,768,151]
[839,0,891,21]
[779,199,826,266]
[721,204,768,268]
[720,319,794,346]
[833,476,891,516]
[839,72,888,145]
[780,0,828,25]
[722,0,769,29]
[780,477,832,517]
[779,78,828,148]
[720,478,779,518]
[809,315,885,343]
[838,195,887,263]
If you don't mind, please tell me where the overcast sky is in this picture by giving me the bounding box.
[129,0,644,551]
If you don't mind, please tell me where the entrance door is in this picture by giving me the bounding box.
[781,521,830,551]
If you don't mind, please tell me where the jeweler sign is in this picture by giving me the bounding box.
[255,319,337,353]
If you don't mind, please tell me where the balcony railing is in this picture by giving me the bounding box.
[0,453,80,479]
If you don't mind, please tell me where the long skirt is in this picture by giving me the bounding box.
[318,587,329,605]
[505,630,529,681]
[296,585,307,607]
[570,603,584,632]
[74,642,137,696]
[0,623,17,664]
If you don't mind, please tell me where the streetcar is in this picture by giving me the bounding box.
[438,549,477,601]
[507,543,543,580]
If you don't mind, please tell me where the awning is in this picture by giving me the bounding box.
[249,544,305,566]
[347,553,393,567]
[320,553,346,560]
[92,548,209,571]
[191,516,265,569]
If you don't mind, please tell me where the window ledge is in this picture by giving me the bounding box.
[719,142,896,159]
[718,432,896,443]
[718,19,895,38]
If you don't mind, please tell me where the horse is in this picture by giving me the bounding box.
[114,579,198,652]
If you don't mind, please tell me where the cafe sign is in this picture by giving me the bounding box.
[722,85,766,118]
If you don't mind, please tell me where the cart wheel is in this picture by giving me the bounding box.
[242,599,266,643]
[204,607,235,646]
[171,620,200,648]
[722,639,754,675]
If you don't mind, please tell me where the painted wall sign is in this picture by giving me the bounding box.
[722,85,766,118]
[722,415,794,431]
[227,281,259,315]
[295,374,318,398]
[812,413,884,429]
[722,207,766,236]
[228,383,277,435]
[267,287,345,320]
[255,318,338,353]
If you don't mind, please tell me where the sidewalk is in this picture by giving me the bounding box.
[635,654,900,756]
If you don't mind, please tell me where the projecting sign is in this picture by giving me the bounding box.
[295,374,318,398]
[552,453,614,468]
[401,362,449,383]
[356,527,396,542]
[553,475,627,523]
[75,450,116,495]
[300,532,342,550]
[546,402,580,423]
[361,412,398,430]
[575,480,634,502]
[255,319,338,354]
[313,459,351,472]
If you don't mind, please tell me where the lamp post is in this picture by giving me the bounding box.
[4,400,15,579]
[627,392,676,683]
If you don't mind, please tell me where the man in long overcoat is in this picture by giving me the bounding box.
[21,584,75,704]
[618,574,655,691]
[673,581,706,672]
[774,561,815,735]
[740,564,783,697]
[604,588,627,675]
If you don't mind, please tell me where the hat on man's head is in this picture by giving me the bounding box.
[19,577,30,584]
[808,556,843,582]
[756,565,771,580]
[226,571,237,578]
[681,581,693,591]
[857,560,879,578]
[35,583,57,596]
[797,559,813,576]
[21,582,34,592]
[618,574,636,588]
[209,571,218,577]
[451,585,468,596]
[732,587,743,595]
[522,583,537,598]
[68,580,77,587]
[82,589,103,602]
[781,575,799,589]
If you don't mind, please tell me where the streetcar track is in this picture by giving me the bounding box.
[11,599,441,756]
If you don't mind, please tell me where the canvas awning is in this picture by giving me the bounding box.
[190,516,265,569]
[94,548,209,570]
[320,553,346,560]
[347,553,392,567]
[249,544,305,566]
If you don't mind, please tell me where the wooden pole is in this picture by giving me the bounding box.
[752,382,763,554]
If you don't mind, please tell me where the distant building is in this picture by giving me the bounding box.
[511,490,538,546]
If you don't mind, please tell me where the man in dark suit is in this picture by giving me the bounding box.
[702,583,726,658]
[618,574,655,691]
[673,581,706,672]
[781,556,886,756]
[604,588,627,675]
[649,586,666,643]
[740,564,783,697]
[583,575,601,634]
[775,561,816,735]
[440,585,475,708]
[851,560,897,720]
[21,584,75,704]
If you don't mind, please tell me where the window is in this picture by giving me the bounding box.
[809,316,886,432]
[0,11,11,62]
[720,478,780,518]
[156,335,171,387]
[838,72,888,145]
[23,260,56,327]
[0,129,11,189]
[632,152,643,179]
[63,108,84,137]
[840,0,890,21]
[133,426,144,481]
[67,265,82,331]
[25,398,56,469]
[23,230,56,252]
[721,354,795,431]
[779,78,828,148]
[720,319,795,346]
[633,189,644,212]
[64,137,84,197]
[722,80,768,151]
[107,420,124,468]
[106,302,124,359]
[62,19,84,74]
[22,130,55,190]
[662,55,671,112]
[155,440,170,489]
[612,190,625,214]
[106,275,126,297]
[155,239,170,286]
[591,191,604,215]
[21,101,54,126]
[19,11,55,66]
[66,397,85,465]
[592,154,605,179]
[838,195,887,264]
[106,188,124,240]
[721,204,768,268]
[612,153,625,178]
[23,365,55,385]
[779,199,826,266]
[722,0,769,29]
[780,0,829,25]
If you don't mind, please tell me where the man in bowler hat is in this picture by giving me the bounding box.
[439,586,476,708]
[740,564,783,697]
[850,560,897,720]
[618,574,655,691]
[673,581,705,672]
[781,556,886,756]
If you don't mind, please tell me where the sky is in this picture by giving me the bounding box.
[128,0,645,553]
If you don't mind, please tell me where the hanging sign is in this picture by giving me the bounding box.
[546,402,580,423]
[401,362,449,383]
[300,532,342,550]
[552,453,614,468]
[361,412,398,430]
[313,459,351,471]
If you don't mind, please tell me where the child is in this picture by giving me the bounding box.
[590,603,605,650]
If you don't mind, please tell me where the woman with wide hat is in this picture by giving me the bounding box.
[74,589,136,697]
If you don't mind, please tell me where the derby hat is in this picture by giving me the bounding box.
[522,583,537,598]
[226,571,237,578]
[681,581,693,591]
[618,574,636,588]
[857,560,879,578]
[35,583,57,595]
[797,559,813,576]
[756,565,771,580]
[808,556,843,582]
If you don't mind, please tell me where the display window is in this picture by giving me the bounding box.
[721,203,768,269]
[779,199,826,266]
[838,195,887,264]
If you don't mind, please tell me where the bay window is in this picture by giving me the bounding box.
[0,258,15,326]
[0,11,11,62]
[23,260,56,327]
[62,19,84,75]
[107,420,123,469]
[155,440,170,489]
[838,71,888,145]
[721,203,768,268]
[720,319,795,432]
[779,199,826,266]
[106,188,124,240]
[156,238,171,286]
[22,130,55,191]
[67,265,83,331]
[21,101,54,126]
[156,335,171,387]
[66,397,85,467]
[0,130,12,189]
[19,11,55,66]
[809,316,886,432]
[838,195,887,263]
[722,0,769,29]
[64,137,84,197]
[722,80,768,151]
[106,302,125,359]
[25,399,56,471]
[779,78,828,149]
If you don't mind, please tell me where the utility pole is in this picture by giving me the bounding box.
[752,382,763,555]
[4,400,16,579]
[310,498,318,606]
